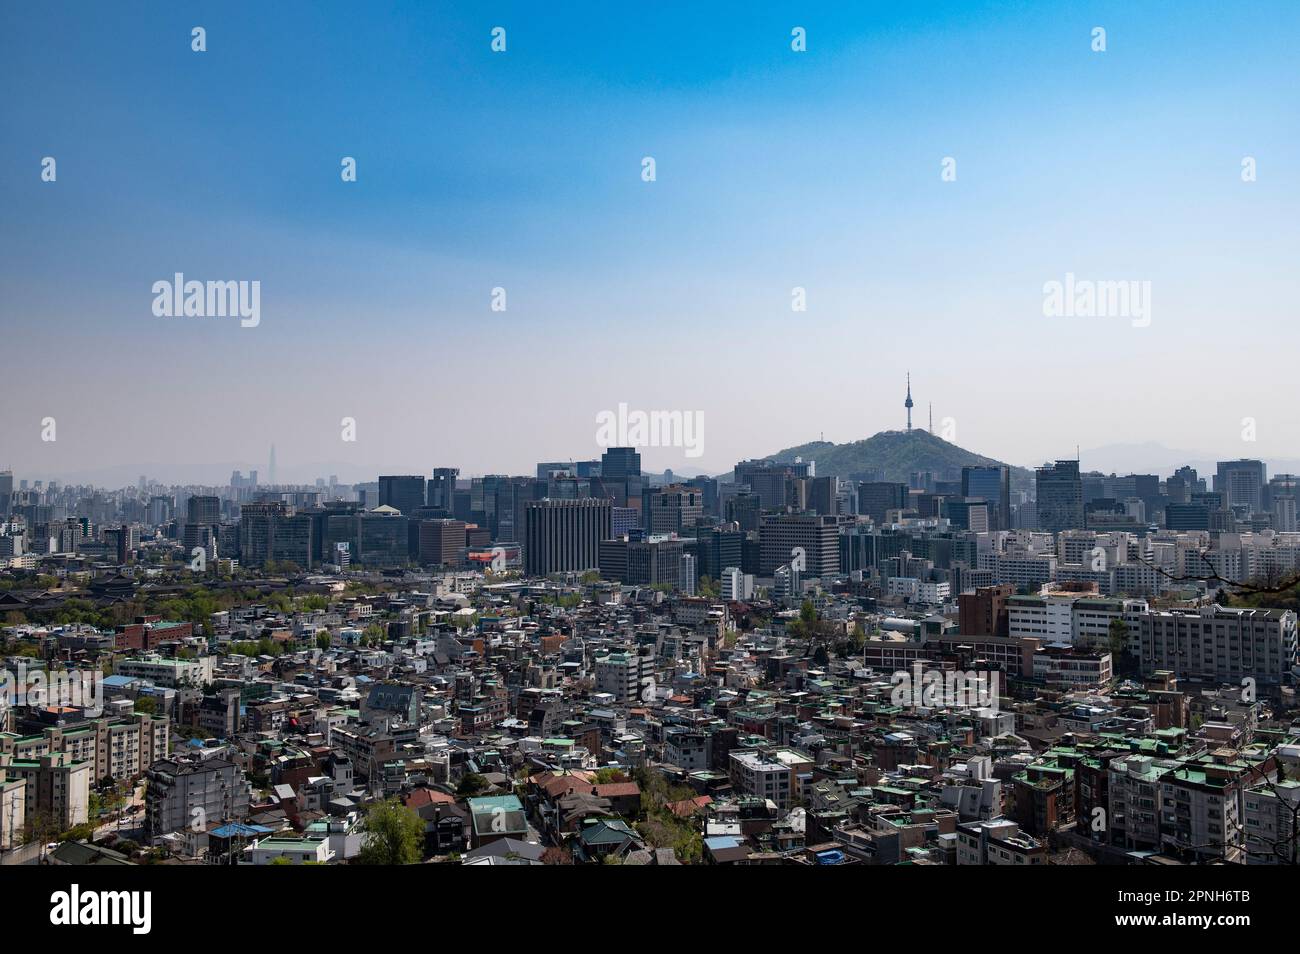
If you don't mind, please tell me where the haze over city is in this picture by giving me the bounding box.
[2,0,1298,484]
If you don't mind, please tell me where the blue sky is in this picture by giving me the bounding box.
[1,1,1297,483]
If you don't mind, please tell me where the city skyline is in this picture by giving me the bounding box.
[5,2,1300,889]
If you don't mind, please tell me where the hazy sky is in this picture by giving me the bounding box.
[2,1,1297,485]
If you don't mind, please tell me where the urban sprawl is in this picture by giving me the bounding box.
[3,413,1300,868]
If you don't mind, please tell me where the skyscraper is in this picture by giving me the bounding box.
[1215,459,1267,513]
[1035,460,1084,533]
[378,475,426,516]
[642,484,704,534]
[600,447,641,481]
[858,481,908,524]
[239,501,313,569]
[962,465,1011,531]
[427,468,459,513]
[186,495,221,528]
[523,498,611,575]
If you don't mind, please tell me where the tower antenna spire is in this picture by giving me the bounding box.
[904,373,914,433]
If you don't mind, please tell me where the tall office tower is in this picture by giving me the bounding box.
[356,508,409,566]
[679,554,696,596]
[308,501,363,563]
[524,498,611,575]
[600,447,641,480]
[0,471,11,516]
[1273,496,1298,532]
[1035,460,1084,533]
[1267,474,1300,511]
[187,495,221,528]
[734,459,805,511]
[1165,502,1211,531]
[1165,474,1190,504]
[410,519,468,567]
[269,444,277,485]
[239,501,313,568]
[1215,459,1267,513]
[494,476,540,543]
[962,465,1011,531]
[598,536,684,586]
[858,481,909,524]
[808,476,838,516]
[697,476,720,518]
[147,495,173,527]
[945,498,990,532]
[112,524,136,564]
[725,492,761,532]
[426,468,459,512]
[642,484,704,534]
[378,475,426,516]
[1174,465,1205,495]
[468,475,508,535]
[758,512,839,577]
[598,447,643,508]
[694,525,745,581]
[182,494,221,553]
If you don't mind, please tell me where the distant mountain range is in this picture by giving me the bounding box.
[716,429,1034,489]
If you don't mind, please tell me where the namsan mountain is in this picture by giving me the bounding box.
[718,428,1033,490]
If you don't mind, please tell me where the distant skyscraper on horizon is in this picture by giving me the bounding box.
[269,445,277,485]
[1215,459,1267,513]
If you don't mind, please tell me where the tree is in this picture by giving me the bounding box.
[1107,619,1129,659]
[355,799,424,865]
[456,773,490,797]
[315,632,332,651]
[133,696,158,716]
[800,600,817,625]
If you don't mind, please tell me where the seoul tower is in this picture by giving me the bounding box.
[904,372,914,432]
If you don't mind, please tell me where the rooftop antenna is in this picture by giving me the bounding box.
[929,404,933,435]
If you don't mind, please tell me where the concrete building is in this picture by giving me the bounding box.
[1140,605,1297,686]
[4,751,90,831]
[145,753,252,837]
